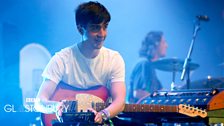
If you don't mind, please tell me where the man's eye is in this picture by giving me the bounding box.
[88,24,108,32]
[104,24,108,29]
[90,25,101,32]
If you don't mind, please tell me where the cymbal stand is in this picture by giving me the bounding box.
[171,70,176,91]
[171,62,178,91]
[180,18,202,89]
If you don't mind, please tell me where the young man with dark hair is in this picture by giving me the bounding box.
[35,1,126,125]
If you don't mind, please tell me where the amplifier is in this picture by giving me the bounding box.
[138,88,224,110]
[120,88,224,124]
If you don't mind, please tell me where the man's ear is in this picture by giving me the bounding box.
[77,25,84,35]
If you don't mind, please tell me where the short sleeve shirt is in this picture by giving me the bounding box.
[42,43,125,89]
[130,58,162,93]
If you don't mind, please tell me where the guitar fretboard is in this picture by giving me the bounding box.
[95,103,178,112]
[124,104,178,112]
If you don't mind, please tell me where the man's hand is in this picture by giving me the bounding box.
[55,101,65,122]
[88,108,104,124]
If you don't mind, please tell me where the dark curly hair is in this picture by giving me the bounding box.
[75,1,111,27]
[139,31,163,59]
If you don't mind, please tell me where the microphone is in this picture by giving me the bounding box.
[196,15,210,21]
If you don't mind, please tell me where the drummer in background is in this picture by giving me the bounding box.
[128,31,168,103]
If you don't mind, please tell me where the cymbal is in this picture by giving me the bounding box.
[178,77,224,89]
[189,77,224,89]
[152,57,200,72]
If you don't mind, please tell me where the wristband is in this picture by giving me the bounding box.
[100,109,110,121]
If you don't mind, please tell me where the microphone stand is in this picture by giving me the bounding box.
[180,19,201,89]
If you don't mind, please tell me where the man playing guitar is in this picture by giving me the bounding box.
[34,1,126,125]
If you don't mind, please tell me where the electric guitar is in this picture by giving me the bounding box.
[41,82,207,126]
[41,81,109,126]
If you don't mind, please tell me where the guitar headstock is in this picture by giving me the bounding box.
[178,104,207,118]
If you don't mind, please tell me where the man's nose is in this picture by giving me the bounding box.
[97,27,107,37]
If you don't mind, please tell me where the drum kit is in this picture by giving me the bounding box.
[152,57,224,90]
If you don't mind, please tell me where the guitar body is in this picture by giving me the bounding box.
[41,82,109,126]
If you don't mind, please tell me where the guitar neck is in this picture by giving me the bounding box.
[124,104,178,112]
[95,103,178,113]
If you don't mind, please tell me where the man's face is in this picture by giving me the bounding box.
[82,22,108,49]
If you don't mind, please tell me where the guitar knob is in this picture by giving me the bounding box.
[164,99,169,104]
[187,99,192,103]
[158,100,162,103]
[180,99,184,103]
[171,99,177,104]
[150,100,155,104]
[203,98,207,102]
[210,88,219,96]
[195,98,199,103]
